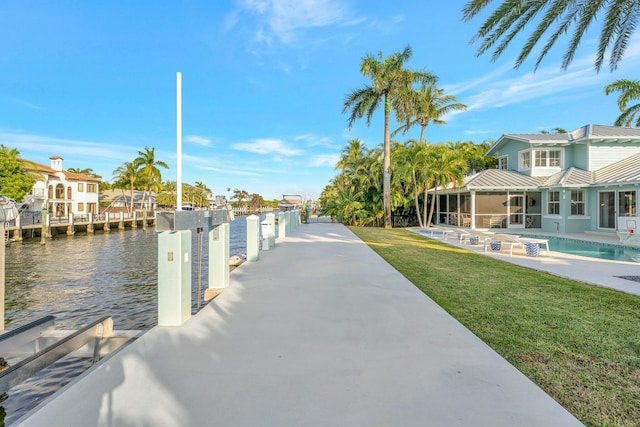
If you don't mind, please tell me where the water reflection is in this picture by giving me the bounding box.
[4,215,261,330]
[1,215,268,423]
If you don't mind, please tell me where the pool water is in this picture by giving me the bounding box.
[522,235,640,262]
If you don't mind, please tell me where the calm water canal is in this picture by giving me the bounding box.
[1,215,264,424]
[5,216,257,330]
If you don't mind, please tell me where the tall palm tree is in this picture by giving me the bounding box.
[134,147,169,211]
[112,162,138,214]
[463,0,640,72]
[394,82,467,144]
[604,79,640,126]
[343,45,435,228]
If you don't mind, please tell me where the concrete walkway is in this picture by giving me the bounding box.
[17,220,583,426]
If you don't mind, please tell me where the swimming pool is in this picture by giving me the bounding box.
[520,235,640,262]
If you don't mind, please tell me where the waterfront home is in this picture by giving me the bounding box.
[22,156,101,218]
[434,124,640,234]
[100,189,157,213]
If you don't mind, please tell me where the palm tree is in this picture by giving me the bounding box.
[394,82,467,144]
[448,140,496,174]
[539,128,568,134]
[463,0,640,71]
[424,145,468,227]
[67,167,101,178]
[343,45,435,228]
[134,147,169,211]
[335,139,368,174]
[604,79,640,126]
[392,140,429,227]
[232,189,249,207]
[112,162,138,214]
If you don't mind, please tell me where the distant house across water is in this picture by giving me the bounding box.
[100,189,156,213]
[22,156,101,218]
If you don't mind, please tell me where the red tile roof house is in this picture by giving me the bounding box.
[22,156,101,218]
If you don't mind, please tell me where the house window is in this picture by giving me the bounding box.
[78,203,85,212]
[520,151,531,169]
[571,190,585,215]
[534,149,561,167]
[87,203,97,214]
[619,191,636,216]
[78,183,84,192]
[498,156,508,170]
[87,183,97,193]
[55,184,64,199]
[548,191,560,215]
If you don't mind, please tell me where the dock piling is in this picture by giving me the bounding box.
[246,215,260,262]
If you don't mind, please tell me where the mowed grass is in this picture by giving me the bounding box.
[350,227,640,427]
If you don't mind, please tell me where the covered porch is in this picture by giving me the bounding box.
[435,191,543,230]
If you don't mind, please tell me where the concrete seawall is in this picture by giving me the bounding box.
[16,220,583,426]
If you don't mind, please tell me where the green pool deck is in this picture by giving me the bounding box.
[16,219,583,427]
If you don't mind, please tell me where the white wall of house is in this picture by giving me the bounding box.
[588,143,640,170]
[23,157,100,216]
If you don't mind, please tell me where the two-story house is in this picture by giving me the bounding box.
[433,124,640,234]
[24,156,101,218]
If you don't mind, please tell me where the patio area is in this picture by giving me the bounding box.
[410,228,640,297]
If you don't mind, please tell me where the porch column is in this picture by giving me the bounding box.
[12,214,23,241]
[470,191,476,229]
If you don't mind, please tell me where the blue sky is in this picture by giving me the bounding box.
[2,1,640,201]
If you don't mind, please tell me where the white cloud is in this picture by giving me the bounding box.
[17,100,44,110]
[184,135,212,147]
[447,37,640,115]
[232,138,302,156]
[309,153,339,167]
[0,130,134,162]
[294,133,337,148]
[196,165,262,176]
[232,0,352,45]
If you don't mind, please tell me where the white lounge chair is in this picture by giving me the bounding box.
[418,226,456,240]
[458,229,494,249]
[487,234,550,257]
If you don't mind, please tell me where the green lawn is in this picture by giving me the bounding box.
[350,227,640,427]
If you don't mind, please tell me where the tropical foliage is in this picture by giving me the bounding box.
[463,0,640,72]
[604,79,640,126]
[0,145,37,202]
[112,161,140,213]
[321,139,494,227]
[133,147,169,210]
[155,181,214,208]
[393,82,467,143]
[343,45,436,228]
[111,148,170,213]
[67,167,101,178]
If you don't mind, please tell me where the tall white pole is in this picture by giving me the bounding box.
[176,72,183,211]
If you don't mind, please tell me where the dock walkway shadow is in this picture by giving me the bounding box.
[15,220,583,427]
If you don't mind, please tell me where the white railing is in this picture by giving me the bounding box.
[232,206,275,216]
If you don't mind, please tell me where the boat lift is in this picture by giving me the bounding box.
[0,315,141,395]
